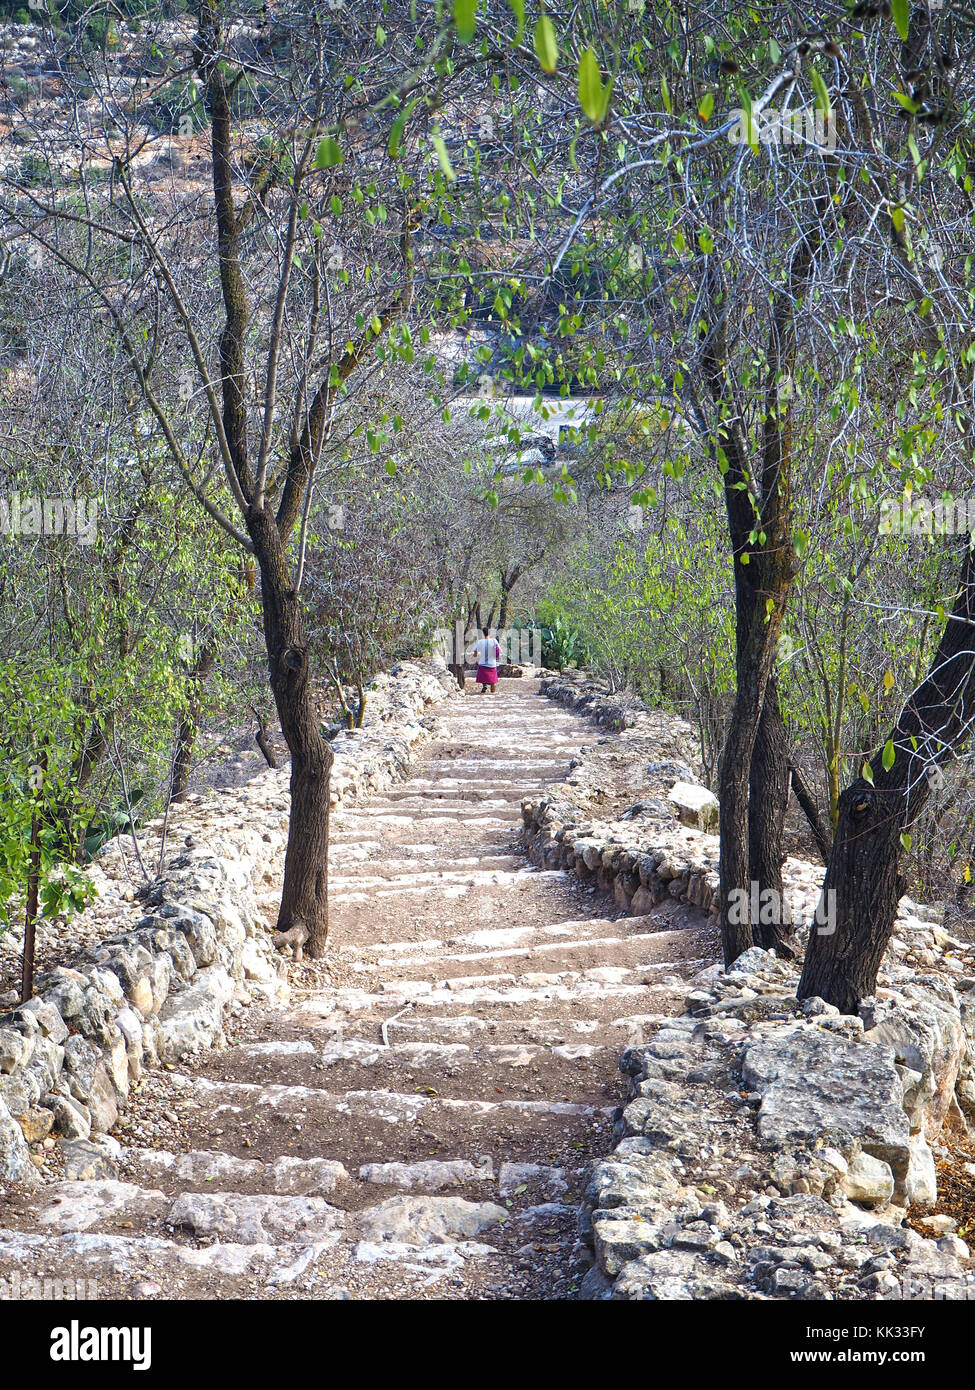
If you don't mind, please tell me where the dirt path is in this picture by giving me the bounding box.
[0,679,712,1300]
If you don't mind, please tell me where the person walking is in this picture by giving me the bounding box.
[474,626,501,695]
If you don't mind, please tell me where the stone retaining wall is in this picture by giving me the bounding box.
[530,672,975,1300]
[0,660,457,1187]
[522,673,725,916]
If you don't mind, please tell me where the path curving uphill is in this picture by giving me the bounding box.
[0,679,712,1300]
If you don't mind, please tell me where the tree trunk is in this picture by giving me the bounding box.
[718,595,782,965]
[788,759,833,864]
[248,507,332,958]
[498,564,521,632]
[252,706,279,769]
[748,679,794,955]
[799,544,975,1012]
[170,644,216,801]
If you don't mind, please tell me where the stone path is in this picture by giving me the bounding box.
[0,680,711,1300]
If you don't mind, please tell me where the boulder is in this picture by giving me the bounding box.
[0,1096,38,1186]
[667,782,719,832]
[840,1152,894,1207]
[742,1026,911,1179]
[355,1195,507,1244]
[155,966,234,1062]
[863,987,965,1137]
[903,1133,938,1210]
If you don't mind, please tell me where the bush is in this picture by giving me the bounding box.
[18,152,61,188]
[6,73,32,109]
[148,79,207,135]
[536,613,586,671]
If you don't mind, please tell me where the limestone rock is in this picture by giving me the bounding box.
[840,1152,894,1207]
[667,782,719,832]
[18,1106,53,1143]
[864,988,965,1137]
[356,1195,508,1245]
[168,1191,343,1244]
[903,1133,938,1210]
[62,1139,119,1181]
[35,1180,167,1232]
[87,1063,120,1134]
[155,966,234,1062]
[742,1027,910,1177]
[0,1096,38,1186]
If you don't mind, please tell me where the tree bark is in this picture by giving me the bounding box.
[252,706,279,769]
[788,759,833,863]
[717,584,784,965]
[749,679,794,955]
[248,507,333,959]
[799,544,975,1012]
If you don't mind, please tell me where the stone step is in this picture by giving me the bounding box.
[112,1146,575,1204]
[331,876,566,907]
[330,866,564,894]
[364,915,660,955]
[120,1147,351,1197]
[331,854,524,877]
[0,1224,343,1294]
[329,813,519,830]
[167,1075,615,1124]
[341,797,536,814]
[129,1073,618,1180]
[356,928,701,978]
[292,976,689,1026]
[2,682,714,1304]
[199,1037,614,1102]
[230,1039,605,1066]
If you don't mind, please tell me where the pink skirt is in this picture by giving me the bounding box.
[475,665,499,685]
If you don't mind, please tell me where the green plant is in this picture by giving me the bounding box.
[538,614,585,671]
[18,152,61,187]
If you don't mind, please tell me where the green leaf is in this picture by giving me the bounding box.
[388,113,406,158]
[809,65,831,119]
[882,739,896,772]
[892,0,910,42]
[506,0,525,44]
[862,760,875,786]
[738,86,759,154]
[697,91,714,122]
[900,832,913,852]
[891,205,905,234]
[314,137,343,169]
[431,133,456,179]
[578,47,608,123]
[660,73,672,114]
[533,13,558,74]
[453,0,477,43]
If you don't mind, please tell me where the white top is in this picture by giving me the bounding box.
[474,637,500,668]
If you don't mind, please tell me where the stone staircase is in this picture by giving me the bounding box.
[0,679,713,1301]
